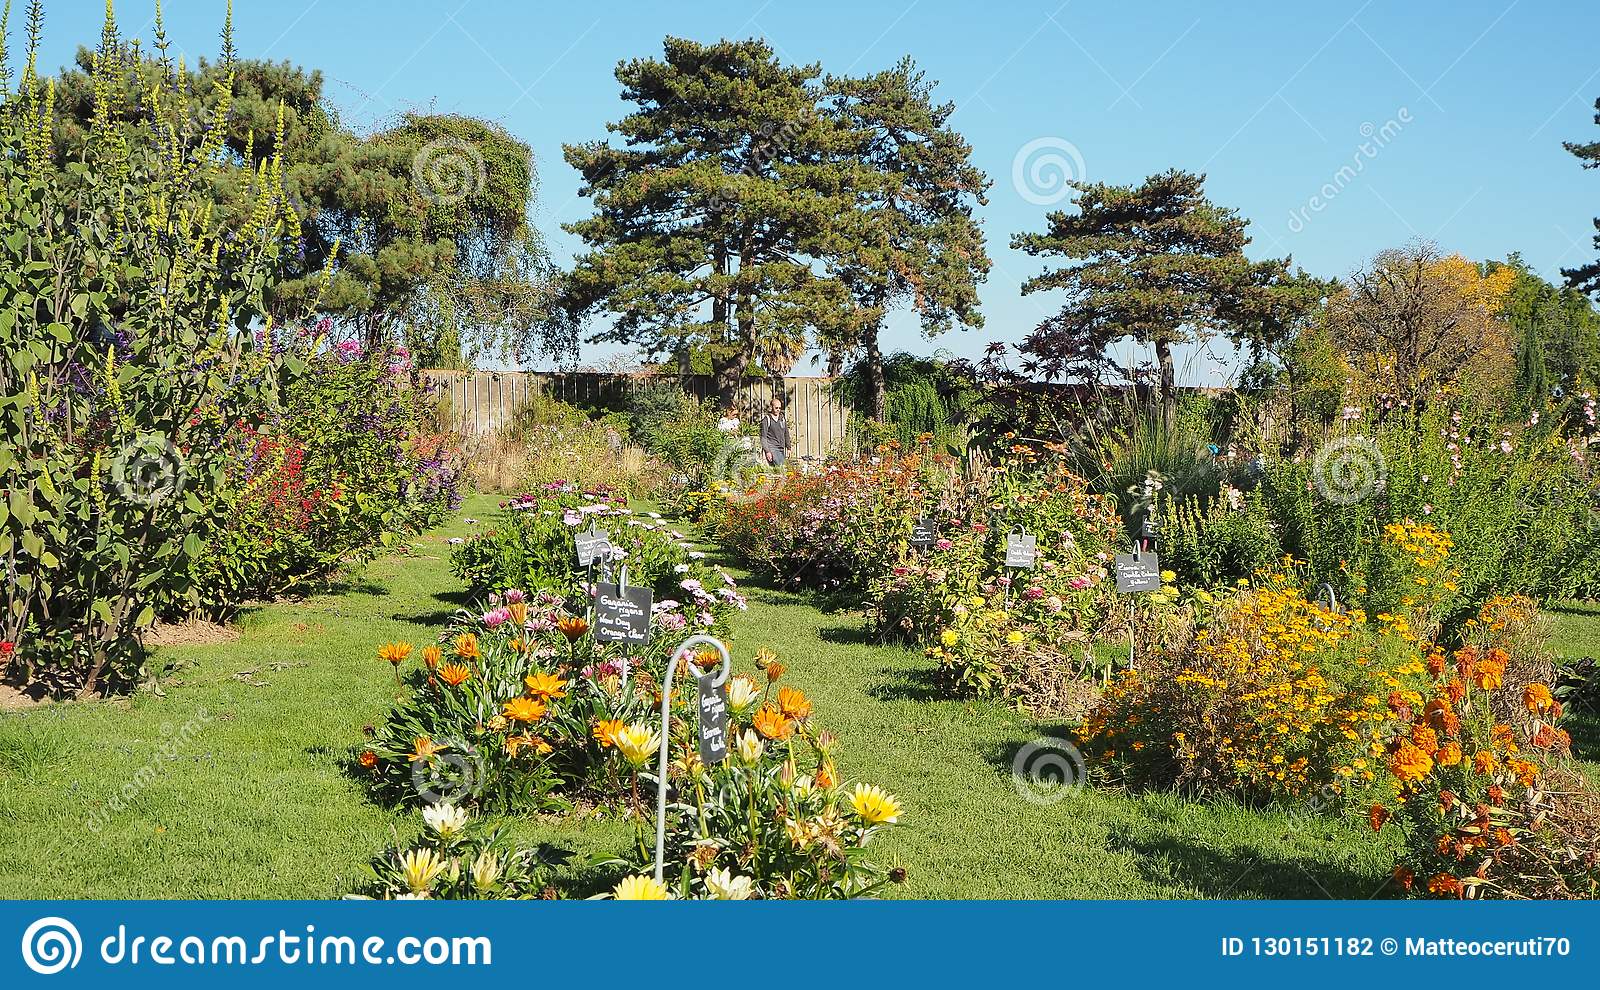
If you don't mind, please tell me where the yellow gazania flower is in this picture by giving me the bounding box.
[438,663,473,687]
[398,847,446,894]
[503,697,548,724]
[612,875,670,900]
[524,672,569,701]
[452,633,480,660]
[377,642,414,666]
[939,629,959,647]
[614,722,661,768]
[850,783,902,825]
[406,735,448,762]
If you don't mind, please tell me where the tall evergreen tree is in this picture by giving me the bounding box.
[1012,169,1304,426]
[822,58,990,420]
[563,38,850,404]
[1564,96,1600,297]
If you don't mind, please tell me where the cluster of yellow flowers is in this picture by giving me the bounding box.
[1079,573,1420,800]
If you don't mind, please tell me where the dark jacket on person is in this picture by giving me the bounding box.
[760,413,791,463]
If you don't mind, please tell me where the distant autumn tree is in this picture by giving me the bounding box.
[1328,243,1515,408]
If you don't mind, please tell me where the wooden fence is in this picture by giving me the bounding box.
[422,370,852,460]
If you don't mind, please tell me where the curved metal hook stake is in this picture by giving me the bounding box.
[653,635,732,882]
[1319,583,1340,613]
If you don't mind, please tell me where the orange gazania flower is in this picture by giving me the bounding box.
[765,661,786,684]
[557,615,589,642]
[1523,683,1554,712]
[378,642,413,666]
[1390,742,1434,784]
[506,734,553,757]
[507,602,528,625]
[503,697,548,724]
[421,645,443,670]
[815,763,836,790]
[592,719,625,748]
[1427,872,1462,898]
[438,663,473,687]
[407,736,448,762]
[358,750,378,769]
[776,686,812,721]
[751,705,793,741]
[524,672,569,701]
[453,633,481,660]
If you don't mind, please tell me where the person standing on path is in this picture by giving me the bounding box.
[760,396,791,468]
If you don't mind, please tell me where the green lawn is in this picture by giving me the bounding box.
[1,494,1405,899]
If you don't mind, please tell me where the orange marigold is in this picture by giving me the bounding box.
[1369,804,1389,832]
[1427,872,1462,898]
[1436,742,1463,767]
[1472,750,1498,775]
[1390,742,1434,784]
[1522,683,1553,712]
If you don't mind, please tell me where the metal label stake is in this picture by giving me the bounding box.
[653,635,731,883]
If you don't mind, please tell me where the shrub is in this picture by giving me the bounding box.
[1077,572,1417,802]
[0,16,297,694]
[717,442,953,590]
[190,339,461,610]
[465,394,662,499]
[450,483,728,608]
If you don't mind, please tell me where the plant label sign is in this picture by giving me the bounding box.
[593,582,652,645]
[1004,532,1037,569]
[575,527,612,567]
[1115,553,1161,594]
[910,517,937,551]
[695,673,729,765]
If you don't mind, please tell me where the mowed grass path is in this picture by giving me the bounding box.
[4,494,1410,899]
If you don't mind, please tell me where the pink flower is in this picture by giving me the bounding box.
[482,607,511,628]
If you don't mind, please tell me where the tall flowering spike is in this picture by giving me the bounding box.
[0,0,12,96]
[219,0,236,67]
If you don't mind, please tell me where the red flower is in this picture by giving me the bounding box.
[0,640,14,660]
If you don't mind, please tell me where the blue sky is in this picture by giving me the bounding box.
[28,0,1600,379]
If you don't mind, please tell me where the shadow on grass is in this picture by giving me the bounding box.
[1108,831,1392,900]
[390,588,473,627]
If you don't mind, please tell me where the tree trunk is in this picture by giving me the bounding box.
[1155,337,1177,432]
[712,350,746,409]
[825,348,844,378]
[864,327,887,421]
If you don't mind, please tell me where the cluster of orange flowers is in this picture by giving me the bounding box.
[1375,641,1570,899]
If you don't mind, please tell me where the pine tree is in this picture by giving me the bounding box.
[563,38,850,404]
[1563,97,1600,296]
[1012,169,1304,427]
[822,58,990,420]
